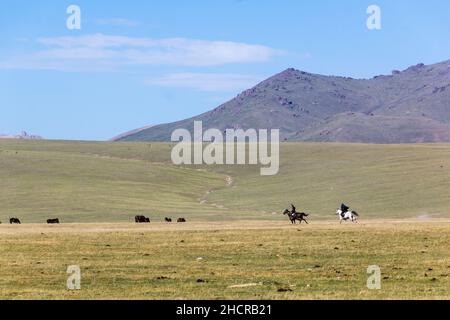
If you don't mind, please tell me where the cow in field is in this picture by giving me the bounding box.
[47,218,60,224]
[165,217,172,223]
[135,215,150,223]
[177,218,186,223]
[10,218,21,224]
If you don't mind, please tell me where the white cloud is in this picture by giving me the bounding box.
[1,33,283,71]
[36,34,153,48]
[145,73,264,92]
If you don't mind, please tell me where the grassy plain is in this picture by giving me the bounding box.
[0,140,449,299]
[0,220,448,299]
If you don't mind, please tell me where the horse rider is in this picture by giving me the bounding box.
[291,204,297,214]
[341,203,350,218]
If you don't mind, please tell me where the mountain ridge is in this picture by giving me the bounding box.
[115,59,450,143]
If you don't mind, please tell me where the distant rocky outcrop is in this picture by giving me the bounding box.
[0,131,42,140]
[115,59,450,143]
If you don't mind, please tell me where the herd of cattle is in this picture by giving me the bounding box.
[135,215,186,223]
[0,216,187,225]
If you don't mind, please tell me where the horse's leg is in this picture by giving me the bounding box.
[303,218,308,224]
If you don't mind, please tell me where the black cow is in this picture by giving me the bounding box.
[135,215,150,223]
[165,217,172,223]
[10,218,21,224]
[177,218,186,223]
[47,218,60,224]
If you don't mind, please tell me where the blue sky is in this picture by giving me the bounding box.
[1,0,450,140]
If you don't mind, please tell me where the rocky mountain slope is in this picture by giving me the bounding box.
[116,60,450,143]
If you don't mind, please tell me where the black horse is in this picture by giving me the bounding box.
[283,209,309,224]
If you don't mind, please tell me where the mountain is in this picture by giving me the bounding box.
[115,60,450,143]
[0,131,42,140]
[109,125,154,142]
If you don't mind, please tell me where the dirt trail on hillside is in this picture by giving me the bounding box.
[198,174,234,209]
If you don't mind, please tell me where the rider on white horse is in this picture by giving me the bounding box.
[336,203,359,223]
[340,203,350,218]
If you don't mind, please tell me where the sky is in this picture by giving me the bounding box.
[1,0,450,141]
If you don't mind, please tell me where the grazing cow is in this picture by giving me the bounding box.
[10,218,21,224]
[135,215,150,223]
[177,218,186,223]
[47,218,60,224]
[165,217,172,223]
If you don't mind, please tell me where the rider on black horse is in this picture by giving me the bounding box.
[291,204,297,214]
[340,203,350,218]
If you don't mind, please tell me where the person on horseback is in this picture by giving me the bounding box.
[340,203,350,218]
[291,204,297,214]
[283,205,309,225]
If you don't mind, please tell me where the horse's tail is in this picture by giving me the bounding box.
[352,211,359,217]
[303,213,309,217]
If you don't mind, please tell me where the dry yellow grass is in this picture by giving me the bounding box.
[0,220,448,300]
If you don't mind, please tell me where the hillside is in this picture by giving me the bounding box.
[1,140,450,222]
[116,60,450,143]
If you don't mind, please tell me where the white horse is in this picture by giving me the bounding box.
[336,209,359,224]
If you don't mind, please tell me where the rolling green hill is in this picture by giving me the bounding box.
[1,139,450,222]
